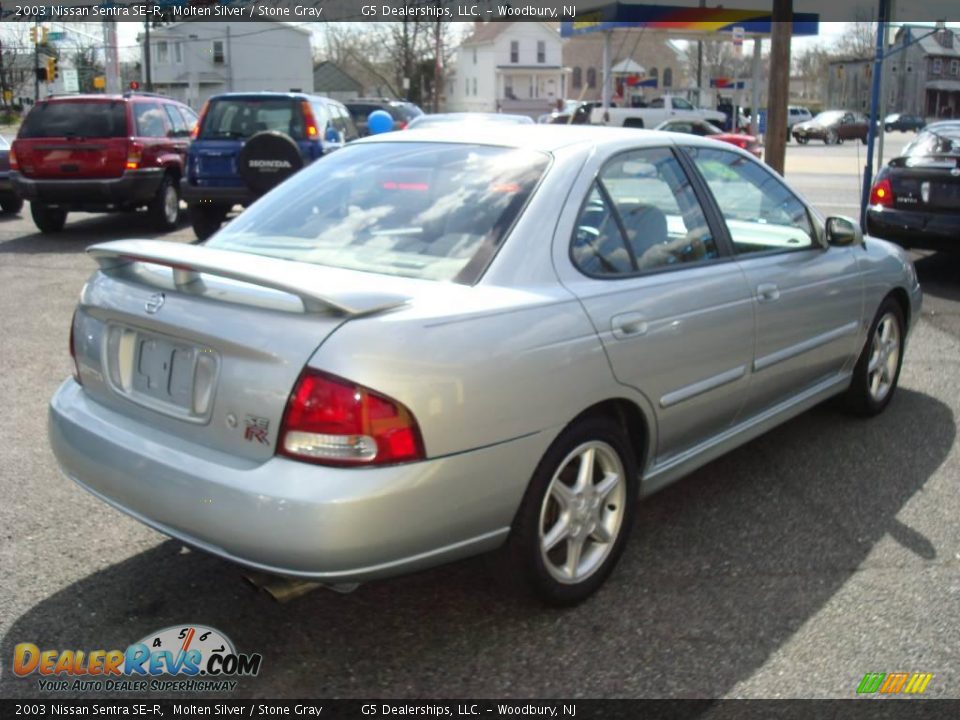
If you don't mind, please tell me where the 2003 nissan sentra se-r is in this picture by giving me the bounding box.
[50,126,921,605]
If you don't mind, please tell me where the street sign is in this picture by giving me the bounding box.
[62,68,79,93]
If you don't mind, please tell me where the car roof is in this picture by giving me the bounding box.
[208,91,337,103]
[355,124,717,153]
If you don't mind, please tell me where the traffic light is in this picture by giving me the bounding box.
[41,27,49,45]
[129,81,141,90]
[46,57,58,82]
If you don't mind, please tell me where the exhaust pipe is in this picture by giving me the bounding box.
[244,572,360,603]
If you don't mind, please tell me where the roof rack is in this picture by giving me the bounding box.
[122,90,168,98]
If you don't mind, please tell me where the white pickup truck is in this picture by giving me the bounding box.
[591,95,728,129]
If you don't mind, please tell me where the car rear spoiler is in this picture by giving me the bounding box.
[87,240,411,316]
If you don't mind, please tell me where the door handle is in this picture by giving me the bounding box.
[756,283,781,303]
[611,312,648,339]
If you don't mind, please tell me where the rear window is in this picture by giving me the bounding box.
[208,142,550,284]
[198,98,304,140]
[903,129,960,158]
[20,101,127,139]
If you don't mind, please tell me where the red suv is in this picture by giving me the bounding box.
[11,92,197,233]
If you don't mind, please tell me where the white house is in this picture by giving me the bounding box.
[139,22,313,109]
[448,23,567,117]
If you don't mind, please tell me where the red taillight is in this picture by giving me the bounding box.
[278,369,425,466]
[8,145,18,171]
[69,310,81,385]
[870,178,894,207]
[301,100,319,138]
[125,141,143,170]
[191,100,209,139]
[397,121,408,130]
[732,139,749,149]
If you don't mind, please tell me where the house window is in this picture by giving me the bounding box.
[572,67,582,89]
[586,67,597,89]
[472,78,477,96]
[155,41,169,65]
[537,41,545,64]
[649,67,659,86]
[932,58,943,75]
[465,78,469,95]
[906,64,912,73]
[663,67,673,88]
[952,60,960,76]
[891,64,897,73]
[174,42,182,64]
[510,41,519,64]
[212,40,225,64]
[473,48,477,65]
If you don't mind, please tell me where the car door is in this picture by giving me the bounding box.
[554,144,755,465]
[162,104,191,161]
[684,145,864,420]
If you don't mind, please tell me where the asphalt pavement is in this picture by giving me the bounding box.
[1,137,958,700]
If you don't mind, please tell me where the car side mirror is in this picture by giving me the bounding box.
[825,216,863,247]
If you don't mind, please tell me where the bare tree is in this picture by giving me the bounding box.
[833,21,877,59]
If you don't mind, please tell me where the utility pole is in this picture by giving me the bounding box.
[0,39,6,109]
[860,0,890,226]
[765,1,792,174]
[34,20,40,101]
[144,18,152,91]
[696,0,705,106]
[433,20,442,113]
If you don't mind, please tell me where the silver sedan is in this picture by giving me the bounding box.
[49,127,921,605]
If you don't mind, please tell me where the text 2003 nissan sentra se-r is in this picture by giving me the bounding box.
[49,126,921,605]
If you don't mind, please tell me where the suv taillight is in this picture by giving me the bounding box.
[301,101,319,138]
[69,310,81,385]
[869,178,894,207]
[191,100,209,139]
[8,146,18,171]
[125,141,143,170]
[278,369,424,467]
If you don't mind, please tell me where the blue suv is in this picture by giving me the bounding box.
[182,92,358,240]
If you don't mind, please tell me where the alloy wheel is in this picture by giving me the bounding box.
[867,312,901,403]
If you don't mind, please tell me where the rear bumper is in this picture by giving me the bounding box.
[181,181,254,207]
[11,169,164,209]
[866,207,960,252]
[49,379,538,582]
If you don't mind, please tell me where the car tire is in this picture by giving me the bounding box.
[795,135,808,145]
[843,296,905,417]
[30,202,67,233]
[188,203,230,241]
[861,136,868,145]
[148,174,181,231]
[507,416,639,606]
[884,124,893,132]
[0,195,23,214]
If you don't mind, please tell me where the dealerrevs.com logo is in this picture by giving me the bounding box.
[13,625,262,693]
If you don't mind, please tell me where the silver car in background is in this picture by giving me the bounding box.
[49,127,921,605]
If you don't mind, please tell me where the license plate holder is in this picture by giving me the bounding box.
[132,334,198,410]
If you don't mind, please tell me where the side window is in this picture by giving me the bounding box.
[162,104,188,136]
[337,106,359,141]
[571,147,719,276]
[672,97,694,111]
[686,146,816,254]
[133,102,168,138]
[177,106,198,134]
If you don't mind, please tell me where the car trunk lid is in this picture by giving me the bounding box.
[887,156,960,213]
[73,240,411,462]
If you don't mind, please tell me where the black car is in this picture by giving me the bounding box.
[866,124,960,252]
[344,98,423,135]
[0,136,23,214]
[883,113,926,133]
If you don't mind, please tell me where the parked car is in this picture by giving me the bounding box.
[882,113,926,133]
[792,110,869,145]
[0,136,23,214]
[181,92,358,240]
[10,92,197,233]
[654,118,762,158]
[50,126,920,605]
[539,100,608,125]
[407,113,534,129]
[592,95,727,128]
[866,123,960,252]
[345,98,424,135]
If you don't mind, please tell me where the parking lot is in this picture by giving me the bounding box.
[1,132,958,699]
